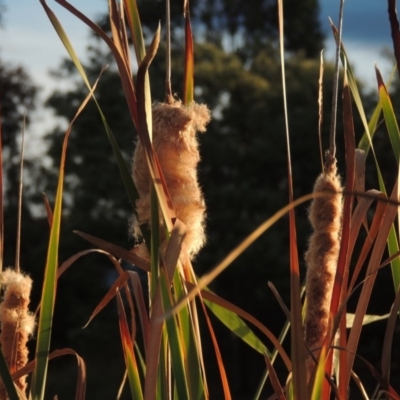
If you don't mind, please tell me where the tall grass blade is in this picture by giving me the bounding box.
[346,313,390,328]
[149,185,161,301]
[13,349,86,400]
[117,292,144,400]
[136,25,176,231]
[161,221,207,400]
[346,181,399,387]
[330,21,378,152]
[198,300,231,399]
[193,285,292,371]
[331,27,395,297]
[183,0,194,105]
[270,284,306,398]
[328,0,345,158]
[42,193,53,228]
[159,270,191,400]
[388,0,400,79]
[122,0,152,133]
[264,352,285,400]
[174,281,207,400]
[277,0,307,397]
[165,0,172,100]
[329,70,356,398]
[375,68,400,291]
[83,271,130,328]
[381,285,400,389]
[376,67,400,163]
[330,21,387,197]
[204,298,268,355]
[254,285,293,399]
[0,349,19,400]
[74,230,150,272]
[0,112,3,273]
[318,51,324,170]
[348,191,387,294]
[310,344,327,400]
[123,0,146,63]
[30,69,99,400]
[108,0,130,70]
[357,103,382,155]
[163,219,186,281]
[56,248,123,281]
[144,285,164,400]
[15,119,26,273]
[55,0,139,128]
[42,0,140,212]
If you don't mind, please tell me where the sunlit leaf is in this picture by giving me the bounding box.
[30,50,99,400]
[346,313,390,328]
[117,292,143,400]
[159,271,190,399]
[0,349,19,400]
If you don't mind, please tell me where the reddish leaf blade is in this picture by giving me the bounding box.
[117,292,143,400]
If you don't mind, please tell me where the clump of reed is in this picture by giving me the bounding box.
[21,0,400,399]
[0,268,35,397]
[132,100,211,259]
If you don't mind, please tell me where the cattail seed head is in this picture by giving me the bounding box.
[132,100,211,259]
[0,268,35,397]
[304,159,342,377]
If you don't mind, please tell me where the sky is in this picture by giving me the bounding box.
[0,0,396,144]
[319,0,393,86]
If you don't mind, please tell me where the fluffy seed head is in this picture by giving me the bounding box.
[0,268,35,396]
[132,100,211,259]
[304,160,342,377]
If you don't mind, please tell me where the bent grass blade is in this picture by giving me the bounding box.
[30,73,100,400]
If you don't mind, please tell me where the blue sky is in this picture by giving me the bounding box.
[319,0,393,86]
[0,0,395,140]
[321,0,391,44]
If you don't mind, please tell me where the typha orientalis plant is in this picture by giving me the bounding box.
[304,0,345,383]
[132,0,210,260]
[0,128,35,399]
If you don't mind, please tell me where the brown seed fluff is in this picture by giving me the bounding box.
[132,100,211,259]
[0,269,35,397]
[304,159,342,377]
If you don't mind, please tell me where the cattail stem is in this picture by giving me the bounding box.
[0,269,35,398]
[304,157,342,378]
[165,0,172,103]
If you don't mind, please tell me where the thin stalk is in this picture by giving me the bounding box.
[0,111,3,274]
[277,0,308,398]
[329,0,345,158]
[165,0,172,103]
[15,118,26,274]
[318,50,324,171]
